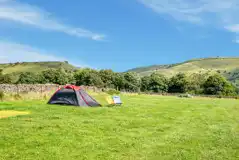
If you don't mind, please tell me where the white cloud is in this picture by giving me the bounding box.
[139,0,239,41]
[0,0,105,40]
[225,24,239,33]
[139,0,238,24]
[0,41,87,67]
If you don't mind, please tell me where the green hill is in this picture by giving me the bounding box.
[0,61,77,75]
[127,57,239,87]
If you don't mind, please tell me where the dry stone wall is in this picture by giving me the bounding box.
[0,84,101,93]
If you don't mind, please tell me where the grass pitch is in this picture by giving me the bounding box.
[0,94,238,160]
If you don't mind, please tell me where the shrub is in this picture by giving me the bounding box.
[141,75,151,92]
[203,74,237,96]
[99,69,115,88]
[38,68,75,85]
[106,89,120,95]
[17,72,40,84]
[141,73,168,93]
[0,91,4,101]
[74,68,104,87]
[123,72,141,92]
[168,73,189,93]
[0,74,13,84]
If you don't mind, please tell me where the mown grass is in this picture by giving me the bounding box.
[0,94,239,160]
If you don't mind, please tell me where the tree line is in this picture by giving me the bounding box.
[0,68,238,96]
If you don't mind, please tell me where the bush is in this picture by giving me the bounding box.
[168,73,189,93]
[141,73,168,93]
[40,68,75,85]
[148,73,168,93]
[17,72,40,84]
[0,91,4,101]
[106,89,120,95]
[203,74,237,96]
[99,69,115,88]
[0,74,13,84]
[74,68,104,87]
[123,72,141,92]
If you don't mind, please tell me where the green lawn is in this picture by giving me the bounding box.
[0,95,239,160]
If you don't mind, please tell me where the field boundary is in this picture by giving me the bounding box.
[0,84,238,100]
[0,84,102,93]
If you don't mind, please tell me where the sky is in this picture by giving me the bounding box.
[0,0,239,71]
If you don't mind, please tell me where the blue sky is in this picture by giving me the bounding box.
[0,0,239,71]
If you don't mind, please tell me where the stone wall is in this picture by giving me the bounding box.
[0,84,101,93]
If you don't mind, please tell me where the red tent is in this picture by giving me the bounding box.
[48,85,101,107]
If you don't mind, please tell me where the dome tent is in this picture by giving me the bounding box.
[48,85,101,107]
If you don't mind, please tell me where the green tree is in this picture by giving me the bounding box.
[113,73,126,91]
[17,72,40,84]
[37,73,49,84]
[99,69,115,88]
[141,75,151,92]
[203,74,237,96]
[0,74,13,84]
[67,71,76,85]
[40,69,55,84]
[148,73,168,93]
[187,73,209,94]
[74,68,103,87]
[40,68,73,85]
[236,87,239,95]
[54,68,72,85]
[168,73,189,93]
[124,72,141,92]
[0,69,13,84]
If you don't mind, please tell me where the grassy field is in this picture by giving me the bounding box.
[0,94,239,160]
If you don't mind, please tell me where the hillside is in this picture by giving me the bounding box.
[127,57,239,87]
[0,61,77,75]
[128,57,239,75]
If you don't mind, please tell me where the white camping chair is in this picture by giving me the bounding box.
[112,96,122,105]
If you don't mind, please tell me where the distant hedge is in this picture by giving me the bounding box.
[0,67,238,96]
